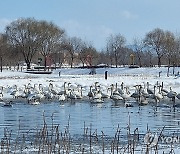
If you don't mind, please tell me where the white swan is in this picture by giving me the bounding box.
[87,86,94,99]
[28,99,40,105]
[167,87,177,101]
[121,87,131,101]
[91,91,104,103]
[0,92,3,101]
[154,86,163,102]
[110,86,123,102]
[59,94,66,101]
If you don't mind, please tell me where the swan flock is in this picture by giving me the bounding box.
[0,81,180,106]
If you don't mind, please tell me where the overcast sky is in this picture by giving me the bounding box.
[1,0,180,50]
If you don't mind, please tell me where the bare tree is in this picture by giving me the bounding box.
[62,37,83,68]
[38,21,64,69]
[0,34,6,58]
[143,50,154,67]
[174,36,180,66]
[77,42,100,67]
[78,44,89,67]
[0,34,6,70]
[106,34,126,67]
[5,18,64,69]
[132,38,145,67]
[105,46,114,66]
[84,46,99,66]
[163,31,176,66]
[119,47,131,66]
[5,18,42,69]
[162,31,176,76]
[98,51,111,66]
[144,28,165,67]
[51,43,66,68]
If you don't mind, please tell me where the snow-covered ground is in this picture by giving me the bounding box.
[0,67,180,94]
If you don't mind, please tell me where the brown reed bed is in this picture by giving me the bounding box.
[0,113,178,154]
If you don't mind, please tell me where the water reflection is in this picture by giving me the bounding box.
[0,99,180,141]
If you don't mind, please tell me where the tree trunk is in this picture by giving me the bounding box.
[110,57,113,67]
[167,58,170,77]
[26,62,31,70]
[138,57,142,67]
[158,56,161,67]
[0,56,2,72]
[149,55,153,67]
[44,56,47,70]
[167,66,170,77]
[71,56,73,68]
[173,62,175,75]
[115,53,118,68]
[58,57,62,68]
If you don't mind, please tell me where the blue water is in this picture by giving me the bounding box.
[0,100,180,142]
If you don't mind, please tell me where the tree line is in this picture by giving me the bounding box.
[0,18,180,69]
